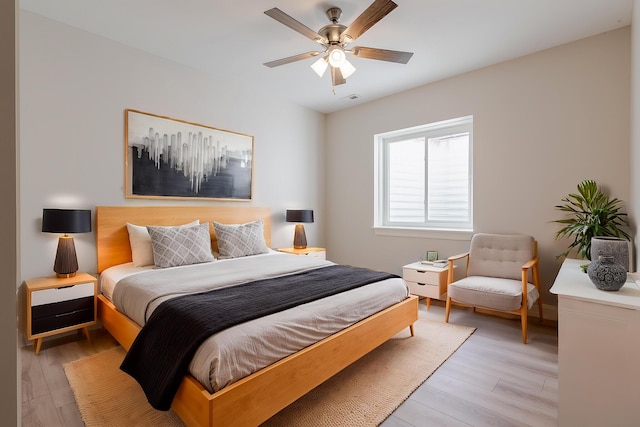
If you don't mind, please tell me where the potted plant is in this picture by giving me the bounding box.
[553,179,630,262]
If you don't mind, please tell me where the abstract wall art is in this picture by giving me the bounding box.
[125,109,253,201]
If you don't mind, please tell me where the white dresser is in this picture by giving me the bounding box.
[550,258,640,426]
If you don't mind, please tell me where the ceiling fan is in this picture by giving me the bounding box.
[263,0,413,90]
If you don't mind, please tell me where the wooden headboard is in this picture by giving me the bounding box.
[96,206,271,273]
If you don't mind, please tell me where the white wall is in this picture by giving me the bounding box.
[19,11,326,282]
[3,1,19,423]
[326,28,631,307]
[632,1,640,269]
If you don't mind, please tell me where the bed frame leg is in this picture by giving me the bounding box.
[409,324,415,337]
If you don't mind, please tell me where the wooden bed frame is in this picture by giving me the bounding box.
[95,205,418,427]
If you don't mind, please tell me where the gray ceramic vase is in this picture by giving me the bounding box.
[590,236,629,272]
[587,255,627,291]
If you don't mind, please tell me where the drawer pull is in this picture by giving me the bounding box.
[55,310,82,318]
[58,285,75,289]
[417,283,426,286]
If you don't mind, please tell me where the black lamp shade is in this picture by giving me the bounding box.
[42,209,92,234]
[286,210,314,223]
[42,209,91,278]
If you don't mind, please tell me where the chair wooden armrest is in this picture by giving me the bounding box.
[520,257,539,289]
[520,257,540,312]
[447,252,469,284]
[521,257,538,271]
[448,252,470,262]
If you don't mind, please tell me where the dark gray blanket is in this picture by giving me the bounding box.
[120,264,397,410]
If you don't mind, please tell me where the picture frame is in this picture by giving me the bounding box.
[426,251,438,262]
[125,109,254,201]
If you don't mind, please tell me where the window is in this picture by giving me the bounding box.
[374,116,473,233]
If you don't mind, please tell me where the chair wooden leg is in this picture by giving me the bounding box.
[445,296,451,323]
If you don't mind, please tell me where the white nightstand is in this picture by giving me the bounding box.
[25,272,97,355]
[402,262,453,309]
[277,247,326,260]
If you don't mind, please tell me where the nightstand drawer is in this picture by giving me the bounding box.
[405,280,444,299]
[31,282,94,306]
[31,296,94,335]
[402,268,444,285]
[304,251,326,259]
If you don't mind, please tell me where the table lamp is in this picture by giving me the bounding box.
[42,208,91,278]
[285,209,314,249]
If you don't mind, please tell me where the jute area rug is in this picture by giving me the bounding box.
[64,318,474,427]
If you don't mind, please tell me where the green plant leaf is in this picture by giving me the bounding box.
[552,179,630,261]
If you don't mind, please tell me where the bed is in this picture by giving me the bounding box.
[95,205,419,427]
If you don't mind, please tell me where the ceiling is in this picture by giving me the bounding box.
[19,0,633,114]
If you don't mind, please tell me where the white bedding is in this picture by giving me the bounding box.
[100,252,409,392]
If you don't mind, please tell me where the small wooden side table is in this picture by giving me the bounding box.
[25,272,97,355]
[402,262,454,309]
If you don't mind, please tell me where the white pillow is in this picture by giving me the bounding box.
[147,223,215,268]
[126,220,199,267]
[213,220,269,259]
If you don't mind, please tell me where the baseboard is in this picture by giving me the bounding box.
[533,303,558,322]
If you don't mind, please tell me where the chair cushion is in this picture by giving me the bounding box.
[448,276,540,311]
[467,234,535,281]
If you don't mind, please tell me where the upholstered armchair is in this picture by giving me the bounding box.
[445,233,543,343]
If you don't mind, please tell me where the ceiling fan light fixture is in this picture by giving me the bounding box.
[328,47,346,67]
[311,56,329,77]
[339,59,356,79]
[263,1,414,90]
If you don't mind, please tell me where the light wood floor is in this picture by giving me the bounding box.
[21,300,558,426]
[21,328,119,426]
[382,301,558,427]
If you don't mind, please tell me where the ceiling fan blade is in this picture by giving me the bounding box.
[264,8,327,44]
[350,46,413,64]
[331,67,346,86]
[263,51,323,68]
[340,0,398,43]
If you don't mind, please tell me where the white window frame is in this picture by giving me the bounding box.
[374,116,473,239]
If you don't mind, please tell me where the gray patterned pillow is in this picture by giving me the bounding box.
[126,220,199,267]
[213,220,269,259]
[147,223,215,268]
